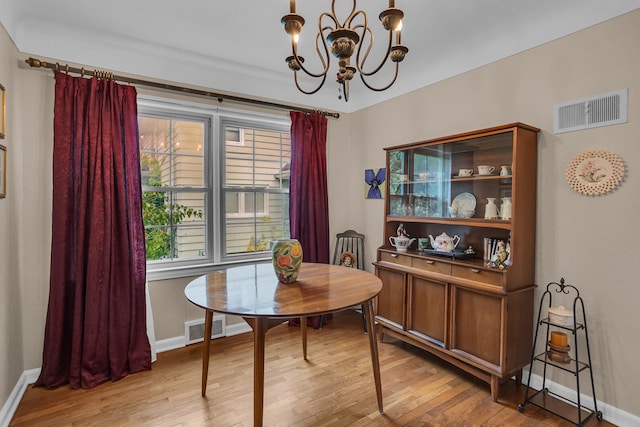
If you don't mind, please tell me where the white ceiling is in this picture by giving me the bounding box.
[2,0,639,113]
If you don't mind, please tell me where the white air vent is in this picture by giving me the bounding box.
[185,316,225,345]
[553,89,627,134]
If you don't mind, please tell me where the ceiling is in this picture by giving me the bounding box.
[2,1,639,113]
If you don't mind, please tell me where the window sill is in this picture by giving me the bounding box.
[146,256,272,281]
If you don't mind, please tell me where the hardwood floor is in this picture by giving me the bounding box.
[11,311,612,426]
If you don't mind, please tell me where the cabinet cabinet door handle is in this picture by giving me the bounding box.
[391,254,398,258]
[426,260,435,264]
[470,268,481,273]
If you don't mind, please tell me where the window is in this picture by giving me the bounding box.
[139,115,207,262]
[225,192,268,218]
[138,97,290,279]
[222,123,290,255]
[225,126,244,146]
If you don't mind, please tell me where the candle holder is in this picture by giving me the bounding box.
[547,341,571,364]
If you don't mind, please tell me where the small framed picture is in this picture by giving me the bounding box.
[0,145,6,198]
[0,83,5,139]
[418,237,430,251]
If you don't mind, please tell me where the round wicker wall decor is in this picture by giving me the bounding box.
[564,149,625,196]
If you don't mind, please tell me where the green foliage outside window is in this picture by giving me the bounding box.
[141,155,203,260]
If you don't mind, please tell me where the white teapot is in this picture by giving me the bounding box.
[428,232,461,252]
[389,235,416,252]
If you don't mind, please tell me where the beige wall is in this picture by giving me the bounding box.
[1,24,55,413]
[0,23,23,410]
[1,9,639,421]
[332,10,640,417]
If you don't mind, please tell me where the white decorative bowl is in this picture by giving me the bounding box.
[548,305,574,327]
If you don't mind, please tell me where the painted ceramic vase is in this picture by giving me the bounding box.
[272,239,303,283]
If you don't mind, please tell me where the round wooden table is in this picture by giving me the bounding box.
[184,262,384,426]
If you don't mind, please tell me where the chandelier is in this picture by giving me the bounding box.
[281,0,408,102]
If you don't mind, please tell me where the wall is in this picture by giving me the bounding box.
[0,23,24,413]
[339,10,640,419]
[0,23,54,418]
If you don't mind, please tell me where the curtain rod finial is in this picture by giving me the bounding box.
[25,57,42,68]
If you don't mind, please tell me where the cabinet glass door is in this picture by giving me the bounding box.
[388,147,451,217]
[387,132,514,220]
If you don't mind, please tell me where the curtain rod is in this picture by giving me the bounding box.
[25,57,340,119]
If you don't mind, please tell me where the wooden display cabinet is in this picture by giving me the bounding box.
[374,123,539,401]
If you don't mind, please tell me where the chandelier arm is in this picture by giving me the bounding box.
[291,31,331,78]
[359,62,399,92]
[294,70,329,95]
[319,11,339,30]
[356,27,393,77]
[343,3,362,29]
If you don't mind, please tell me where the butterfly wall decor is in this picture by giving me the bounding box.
[365,168,386,199]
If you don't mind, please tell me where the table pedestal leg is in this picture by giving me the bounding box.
[364,299,384,414]
[201,310,213,397]
[301,317,308,360]
[253,317,268,427]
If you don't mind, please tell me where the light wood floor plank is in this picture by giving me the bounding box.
[11,311,613,426]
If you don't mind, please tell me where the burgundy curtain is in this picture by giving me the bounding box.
[35,72,150,390]
[289,111,330,328]
[289,111,330,263]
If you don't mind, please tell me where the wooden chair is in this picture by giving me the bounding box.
[320,230,367,331]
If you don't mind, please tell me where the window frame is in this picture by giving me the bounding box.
[139,95,291,281]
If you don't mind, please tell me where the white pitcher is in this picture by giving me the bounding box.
[500,197,512,220]
[485,198,499,219]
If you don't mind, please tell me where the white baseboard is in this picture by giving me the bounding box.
[154,322,252,353]
[523,369,639,426]
[224,322,252,337]
[0,368,40,427]
[155,336,186,353]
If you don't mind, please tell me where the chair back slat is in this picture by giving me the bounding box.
[332,230,365,270]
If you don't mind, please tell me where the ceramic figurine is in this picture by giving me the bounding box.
[491,240,509,269]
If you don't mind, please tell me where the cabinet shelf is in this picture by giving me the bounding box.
[386,215,512,230]
[393,174,513,185]
[378,247,496,270]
